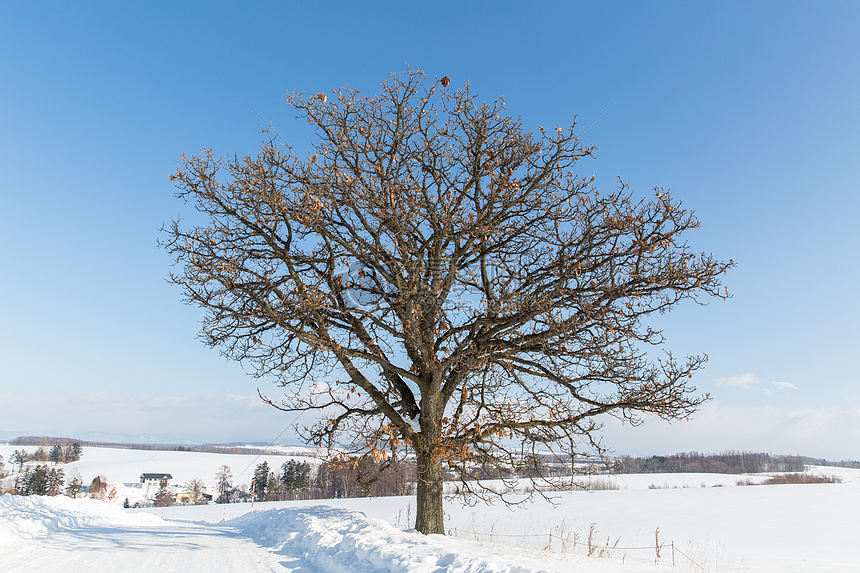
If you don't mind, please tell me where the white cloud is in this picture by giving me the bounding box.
[717,373,762,390]
[772,381,799,391]
[716,374,800,394]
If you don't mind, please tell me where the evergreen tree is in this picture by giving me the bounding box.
[66,471,84,498]
[281,460,297,490]
[265,470,281,501]
[14,468,31,495]
[16,465,50,495]
[47,468,64,496]
[32,465,49,495]
[252,461,270,502]
[49,445,63,465]
[279,460,311,498]
[296,461,311,489]
[154,481,175,507]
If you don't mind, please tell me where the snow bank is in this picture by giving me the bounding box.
[228,505,546,573]
[0,494,165,544]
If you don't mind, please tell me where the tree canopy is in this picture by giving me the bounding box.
[162,68,733,534]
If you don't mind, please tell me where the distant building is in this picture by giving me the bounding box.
[176,491,212,505]
[140,473,172,499]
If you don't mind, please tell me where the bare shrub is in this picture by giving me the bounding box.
[736,473,842,486]
[589,477,620,491]
[572,477,620,491]
[587,523,598,556]
[648,481,670,489]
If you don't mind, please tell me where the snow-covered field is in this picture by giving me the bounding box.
[2,444,858,572]
[0,443,319,506]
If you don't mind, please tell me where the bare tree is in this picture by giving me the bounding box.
[162,68,733,534]
[89,476,106,500]
[186,478,207,504]
[214,464,233,504]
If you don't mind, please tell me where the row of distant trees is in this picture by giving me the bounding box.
[9,436,320,459]
[6,443,83,471]
[796,456,860,470]
[216,451,828,505]
[212,457,416,504]
[315,457,415,499]
[2,444,94,498]
[616,451,806,474]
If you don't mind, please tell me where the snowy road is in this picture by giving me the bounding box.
[0,495,292,573]
[0,518,288,573]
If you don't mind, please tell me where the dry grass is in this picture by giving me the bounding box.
[737,473,842,486]
[580,477,621,491]
[761,473,842,485]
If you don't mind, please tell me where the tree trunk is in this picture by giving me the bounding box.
[414,447,444,534]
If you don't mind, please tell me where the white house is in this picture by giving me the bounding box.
[139,473,172,499]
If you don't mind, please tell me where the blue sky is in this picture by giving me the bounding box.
[1,2,858,459]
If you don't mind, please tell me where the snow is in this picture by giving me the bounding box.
[0,494,166,542]
[226,505,571,572]
[0,494,282,573]
[2,444,859,572]
[405,416,422,434]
